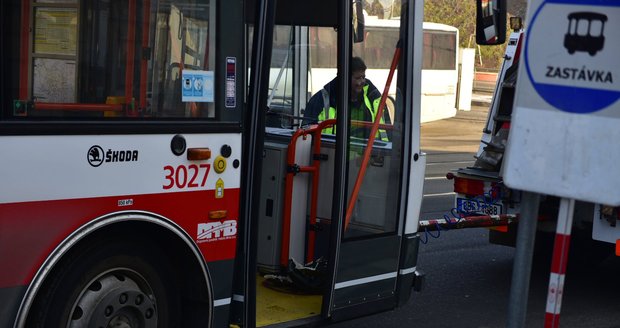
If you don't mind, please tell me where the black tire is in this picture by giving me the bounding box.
[26,240,181,328]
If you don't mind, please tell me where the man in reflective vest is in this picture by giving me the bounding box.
[303,57,390,141]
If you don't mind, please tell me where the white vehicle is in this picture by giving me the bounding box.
[266,17,460,125]
[449,17,616,262]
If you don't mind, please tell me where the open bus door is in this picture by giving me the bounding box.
[242,0,426,326]
[325,0,426,321]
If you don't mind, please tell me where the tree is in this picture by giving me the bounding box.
[423,0,507,69]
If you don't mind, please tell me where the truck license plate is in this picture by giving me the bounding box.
[456,198,502,216]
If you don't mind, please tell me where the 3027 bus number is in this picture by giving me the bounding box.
[163,164,211,190]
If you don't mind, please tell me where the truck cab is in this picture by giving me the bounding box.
[449,17,615,262]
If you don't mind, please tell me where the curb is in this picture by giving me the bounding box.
[471,99,492,107]
[470,92,493,107]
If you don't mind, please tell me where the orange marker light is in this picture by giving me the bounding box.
[209,210,228,220]
[187,148,211,160]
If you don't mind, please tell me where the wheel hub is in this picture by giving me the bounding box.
[68,271,158,328]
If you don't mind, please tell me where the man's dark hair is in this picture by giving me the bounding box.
[351,56,367,73]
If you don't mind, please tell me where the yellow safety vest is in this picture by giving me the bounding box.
[317,85,389,141]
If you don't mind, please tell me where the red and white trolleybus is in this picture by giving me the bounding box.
[0,0,427,326]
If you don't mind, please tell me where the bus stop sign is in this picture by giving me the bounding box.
[503,0,620,206]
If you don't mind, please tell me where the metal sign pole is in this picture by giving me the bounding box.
[544,198,576,328]
[507,191,540,328]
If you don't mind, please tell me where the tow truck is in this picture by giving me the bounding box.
[447,13,617,263]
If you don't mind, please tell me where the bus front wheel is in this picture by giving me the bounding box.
[26,240,181,327]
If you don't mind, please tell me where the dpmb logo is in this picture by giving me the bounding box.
[197,220,237,243]
[525,0,620,114]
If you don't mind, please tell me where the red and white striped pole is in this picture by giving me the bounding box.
[544,198,576,328]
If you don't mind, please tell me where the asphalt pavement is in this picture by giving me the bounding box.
[421,99,491,154]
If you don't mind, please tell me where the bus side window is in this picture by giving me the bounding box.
[9,0,220,120]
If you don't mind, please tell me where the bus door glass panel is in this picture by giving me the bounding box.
[266,26,295,128]
[10,0,218,119]
[352,23,400,127]
[331,0,406,313]
[246,24,299,128]
[306,18,402,240]
[309,27,338,70]
[346,23,401,239]
[308,26,338,95]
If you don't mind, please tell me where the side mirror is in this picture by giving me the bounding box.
[353,0,365,43]
[475,0,506,45]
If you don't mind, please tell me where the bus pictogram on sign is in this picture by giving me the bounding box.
[564,12,607,56]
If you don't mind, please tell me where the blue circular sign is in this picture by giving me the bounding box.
[524,0,620,114]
